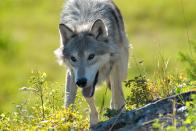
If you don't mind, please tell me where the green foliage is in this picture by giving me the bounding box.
[0,71,89,130]
[104,69,195,117]
[28,71,48,120]
[125,75,153,108]
[103,108,121,119]
[0,108,89,130]
[184,94,196,129]
[0,71,195,130]
[174,76,196,94]
[152,94,196,131]
[153,56,173,97]
[180,41,196,80]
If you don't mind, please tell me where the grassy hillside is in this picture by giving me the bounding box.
[0,0,195,113]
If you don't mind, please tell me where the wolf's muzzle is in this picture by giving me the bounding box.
[82,71,99,98]
[76,78,87,87]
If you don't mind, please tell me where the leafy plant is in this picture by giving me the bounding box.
[27,71,48,120]
[184,94,196,129]
[103,108,121,119]
[125,75,153,109]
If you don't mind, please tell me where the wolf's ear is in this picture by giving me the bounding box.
[59,24,75,45]
[90,19,107,40]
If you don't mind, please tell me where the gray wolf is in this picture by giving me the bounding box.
[55,0,130,126]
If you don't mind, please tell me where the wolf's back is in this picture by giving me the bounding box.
[60,0,113,26]
[61,0,126,43]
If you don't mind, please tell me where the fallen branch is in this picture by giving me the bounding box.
[91,91,196,131]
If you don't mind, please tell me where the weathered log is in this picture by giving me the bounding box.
[91,91,196,131]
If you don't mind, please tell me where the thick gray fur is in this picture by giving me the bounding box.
[55,0,130,127]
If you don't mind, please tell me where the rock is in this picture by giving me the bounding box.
[91,91,196,131]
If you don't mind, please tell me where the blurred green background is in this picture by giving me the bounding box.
[0,0,195,112]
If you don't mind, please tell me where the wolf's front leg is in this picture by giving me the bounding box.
[85,97,99,127]
[64,71,77,107]
[109,64,125,109]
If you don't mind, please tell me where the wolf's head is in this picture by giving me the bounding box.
[55,19,118,97]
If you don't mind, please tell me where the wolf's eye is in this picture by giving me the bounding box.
[88,54,95,60]
[70,56,77,62]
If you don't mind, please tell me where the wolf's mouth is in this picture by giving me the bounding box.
[82,72,99,98]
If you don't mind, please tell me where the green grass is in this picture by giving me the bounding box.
[0,71,195,130]
[0,0,196,113]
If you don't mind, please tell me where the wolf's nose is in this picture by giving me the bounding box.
[76,78,87,87]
